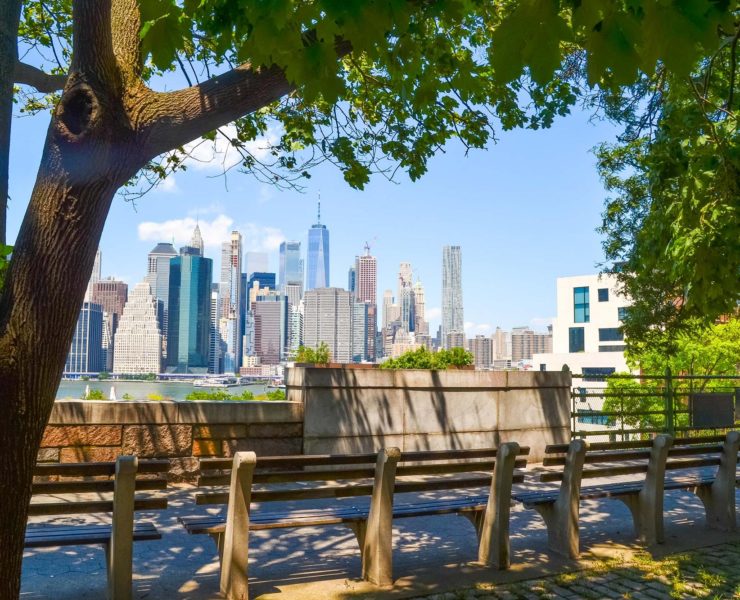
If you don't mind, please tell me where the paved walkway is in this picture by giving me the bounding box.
[20,476,740,599]
[414,543,740,599]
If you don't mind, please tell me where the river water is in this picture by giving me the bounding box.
[56,380,270,401]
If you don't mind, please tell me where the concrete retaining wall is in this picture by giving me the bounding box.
[41,400,303,481]
[42,370,570,479]
[289,368,571,462]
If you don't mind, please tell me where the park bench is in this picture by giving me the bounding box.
[26,456,169,600]
[180,444,529,600]
[513,431,740,558]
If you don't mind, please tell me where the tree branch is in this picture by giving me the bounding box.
[13,60,66,93]
[70,0,116,80]
[139,37,352,159]
[110,0,142,82]
[140,64,292,158]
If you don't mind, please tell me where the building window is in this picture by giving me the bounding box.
[598,327,624,342]
[599,345,627,352]
[577,409,610,426]
[573,287,590,323]
[569,327,585,353]
[598,288,609,302]
[539,363,546,371]
[582,367,616,382]
[618,307,629,321]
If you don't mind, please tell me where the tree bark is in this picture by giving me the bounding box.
[0,0,317,594]
[0,0,22,247]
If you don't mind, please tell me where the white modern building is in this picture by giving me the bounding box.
[533,274,631,377]
[113,282,162,374]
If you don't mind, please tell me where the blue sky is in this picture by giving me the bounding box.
[7,94,620,336]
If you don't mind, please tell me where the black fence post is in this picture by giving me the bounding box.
[665,366,675,436]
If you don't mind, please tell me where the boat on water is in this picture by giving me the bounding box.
[267,383,286,391]
[193,377,239,388]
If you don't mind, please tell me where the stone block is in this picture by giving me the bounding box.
[393,369,507,390]
[401,390,499,434]
[222,437,302,458]
[49,400,179,425]
[497,426,570,463]
[36,448,60,463]
[60,446,120,463]
[122,424,192,458]
[506,370,570,389]
[498,388,569,430]
[401,431,499,452]
[167,457,200,483]
[289,366,395,390]
[248,423,303,438]
[193,424,247,439]
[304,388,403,437]
[303,435,404,456]
[193,439,222,457]
[175,401,302,424]
[41,425,122,448]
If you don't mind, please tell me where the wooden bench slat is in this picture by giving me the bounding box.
[28,497,167,516]
[33,459,169,477]
[545,435,727,454]
[201,447,531,473]
[543,444,725,466]
[31,477,167,495]
[24,523,160,548]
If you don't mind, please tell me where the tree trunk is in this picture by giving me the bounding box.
[0,71,148,600]
[0,0,22,246]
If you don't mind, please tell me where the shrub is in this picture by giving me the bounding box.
[185,389,255,401]
[380,346,474,369]
[85,388,105,400]
[295,342,331,364]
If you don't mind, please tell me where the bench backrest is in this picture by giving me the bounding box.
[30,457,169,516]
[195,446,530,508]
[541,433,740,484]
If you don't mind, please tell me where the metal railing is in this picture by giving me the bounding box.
[570,369,740,442]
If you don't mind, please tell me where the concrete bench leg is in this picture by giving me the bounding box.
[220,451,257,600]
[617,434,672,545]
[477,442,520,570]
[108,455,138,600]
[535,439,587,559]
[695,431,740,531]
[361,447,400,587]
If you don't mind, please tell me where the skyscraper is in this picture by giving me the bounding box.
[166,245,213,373]
[113,282,162,374]
[64,302,104,374]
[190,222,204,256]
[355,247,377,305]
[303,288,352,362]
[413,280,429,335]
[220,231,243,373]
[306,201,330,290]
[442,245,464,348]
[209,284,223,374]
[279,240,303,298]
[252,295,289,364]
[145,242,177,355]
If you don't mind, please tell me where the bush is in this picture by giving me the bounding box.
[85,388,105,400]
[380,346,474,369]
[265,389,286,400]
[295,342,331,364]
[122,393,132,400]
[185,389,255,401]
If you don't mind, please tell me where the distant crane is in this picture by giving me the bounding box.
[363,236,378,256]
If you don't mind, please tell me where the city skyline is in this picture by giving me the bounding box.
[6,100,620,336]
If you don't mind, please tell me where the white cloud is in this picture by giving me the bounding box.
[240,223,285,253]
[138,215,286,255]
[426,307,442,321]
[529,317,553,331]
[182,125,280,174]
[464,322,493,335]
[159,175,179,193]
[138,215,234,248]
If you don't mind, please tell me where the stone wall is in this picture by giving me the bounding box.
[41,400,303,481]
[289,368,571,462]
